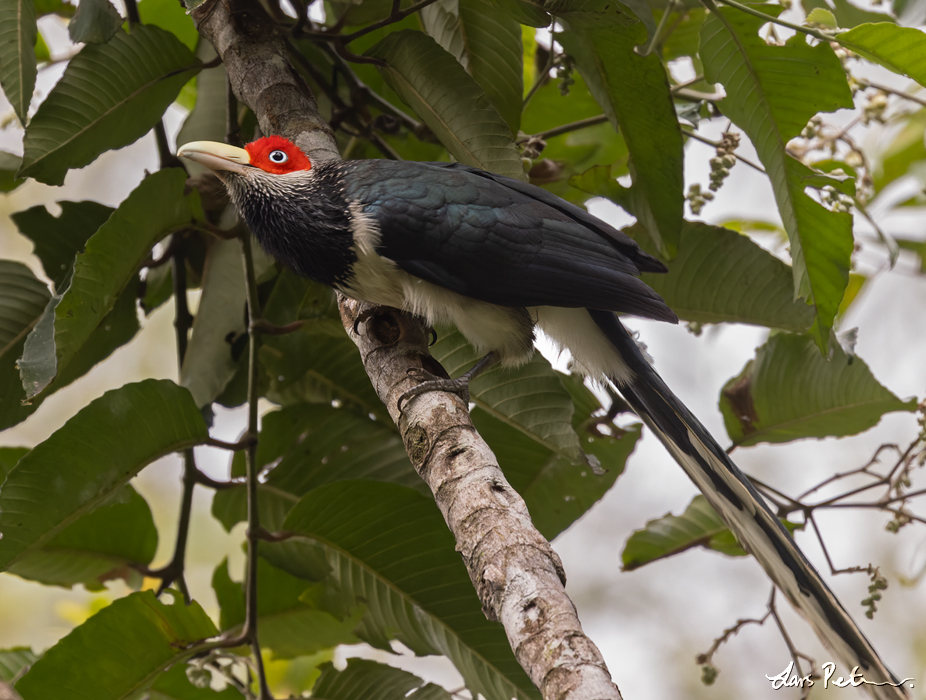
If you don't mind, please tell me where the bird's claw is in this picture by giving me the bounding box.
[352,307,380,335]
[397,368,471,412]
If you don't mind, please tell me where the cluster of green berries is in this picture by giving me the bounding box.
[557,56,576,96]
[862,568,889,619]
[709,132,740,191]
[686,182,714,215]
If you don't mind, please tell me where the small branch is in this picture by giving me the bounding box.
[523,37,556,107]
[339,0,441,43]
[704,0,834,43]
[250,318,305,335]
[857,78,926,110]
[681,126,766,174]
[525,114,610,142]
[206,433,258,451]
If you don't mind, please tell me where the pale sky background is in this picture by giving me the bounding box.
[0,8,924,700]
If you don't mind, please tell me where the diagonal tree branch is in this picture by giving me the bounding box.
[190,0,622,697]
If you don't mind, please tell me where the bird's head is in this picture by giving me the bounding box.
[177,135,313,179]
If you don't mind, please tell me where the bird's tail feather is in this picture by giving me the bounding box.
[587,310,905,699]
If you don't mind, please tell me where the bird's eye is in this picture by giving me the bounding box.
[269,150,288,164]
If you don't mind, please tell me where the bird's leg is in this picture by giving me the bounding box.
[398,351,499,410]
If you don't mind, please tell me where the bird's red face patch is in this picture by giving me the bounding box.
[244,136,312,174]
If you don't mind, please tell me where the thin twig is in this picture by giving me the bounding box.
[525,114,610,141]
[858,78,926,110]
[339,0,441,43]
[681,126,767,174]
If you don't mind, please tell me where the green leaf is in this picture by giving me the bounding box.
[6,485,157,590]
[622,220,815,330]
[700,6,855,345]
[0,648,37,683]
[12,200,115,290]
[431,328,589,466]
[0,379,208,572]
[472,373,642,539]
[0,261,50,431]
[283,481,540,700]
[365,29,525,180]
[19,25,199,185]
[18,168,193,400]
[0,151,23,191]
[837,23,926,88]
[180,238,247,407]
[147,663,245,699]
[420,0,523,133]
[0,0,36,125]
[622,495,802,570]
[68,0,123,43]
[14,591,217,700]
[871,108,926,195]
[802,0,895,28]
[720,333,916,447]
[213,558,361,658]
[312,659,452,700]
[660,7,706,60]
[558,17,684,257]
[488,0,550,27]
[138,0,200,51]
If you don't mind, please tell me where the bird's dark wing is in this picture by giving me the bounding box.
[341,160,677,324]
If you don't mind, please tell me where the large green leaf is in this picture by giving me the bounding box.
[619,219,814,330]
[312,659,452,700]
[802,0,895,28]
[720,333,916,447]
[558,10,684,257]
[837,23,926,88]
[213,558,362,659]
[621,495,802,570]
[0,261,50,430]
[18,168,194,400]
[0,379,208,572]
[0,0,36,125]
[6,485,157,590]
[420,0,523,133]
[0,150,24,192]
[14,591,217,700]
[431,328,589,466]
[700,6,855,344]
[180,238,247,407]
[365,30,525,180]
[19,24,199,185]
[283,481,540,700]
[11,200,114,290]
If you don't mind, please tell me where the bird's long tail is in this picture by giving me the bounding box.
[587,310,905,699]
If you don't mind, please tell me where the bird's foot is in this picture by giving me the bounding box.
[397,351,499,412]
[398,370,472,411]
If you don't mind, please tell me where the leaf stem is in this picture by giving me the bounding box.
[705,0,835,43]
[527,114,610,141]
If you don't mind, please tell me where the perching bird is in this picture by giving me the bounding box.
[179,135,905,697]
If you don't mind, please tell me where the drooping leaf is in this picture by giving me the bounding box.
[11,200,115,290]
[0,261,50,430]
[18,169,194,400]
[213,558,361,659]
[0,380,208,572]
[14,591,218,700]
[0,647,38,683]
[6,485,156,590]
[837,23,926,88]
[431,328,589,466]
[312,659,453,700]
[720,333,916,447]
[365,30,525,180]
[283,481,540,700]
[68,0,123,43]
[700,6,855,345]
[19,25,199,185]
[420,0,523,133]
[619,219,814,330]
[558,14,684,257]
[622,495,803,570]
[0,0,36,125]
[180,238,247,407]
